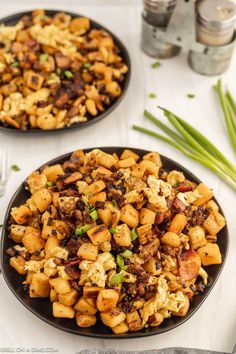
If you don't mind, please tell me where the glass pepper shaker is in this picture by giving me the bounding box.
[141,0,181,58]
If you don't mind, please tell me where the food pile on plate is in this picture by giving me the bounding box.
[6,148,226,333]
[0,10,128,130]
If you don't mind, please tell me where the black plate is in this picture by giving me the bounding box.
[0,10,131,134]
[0,147,228,338]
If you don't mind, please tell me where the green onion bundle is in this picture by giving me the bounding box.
[133,108,236,191]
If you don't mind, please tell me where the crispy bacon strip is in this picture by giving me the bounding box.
[178,249,201,281]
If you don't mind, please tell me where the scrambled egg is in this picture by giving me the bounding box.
[79,260,107,287]
[143,176,171,209]
[24,260,46,273]
[124,190,142,204]
[13,245,27,253]
[76,181,88,194]
[57,266,71,280]
[44,258,57,277]
[50,246,68,260]
[167,170,185,186]
[199,267,208,285]
[140,276,187,325]
[0,22,23,43]
[96,252,116,271]
[177,189,202,205]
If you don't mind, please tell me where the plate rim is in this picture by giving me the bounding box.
[0,146,229,338]
[0,10,131,134]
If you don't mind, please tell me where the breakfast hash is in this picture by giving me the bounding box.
[6,148,226,333]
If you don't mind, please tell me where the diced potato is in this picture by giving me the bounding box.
[31,188,52,213]
[43,164,64,183]
[117,157,136,168]
[188,226,207,250]
[112,321,129,334]
[42,220,70,240]
[92,166,112,177]
[83,180,106,196]
[58,289,78,306]
[139,208,156,225]
[100,240,111,252]
[204,212,226,235]
[114,224,132,247]
[172,296,190,317]
[10,225,27,243]
[89,192,106,205]
[76,313,97,327]
[149,312,164,327]
[74,297,97,315]
[87,224,111,245]
[139,160,159,176]
[30,273,50,298]
[50,289,58,302]
[77,243,98,261]
[206,200,219,213]
[143,257,162,275]
[25,71,44,91]
[197,243,222,266]
[83,286,102,299]
[100,308,126,328]
[11,205,32,225]
[49,277,71,295]
[41,205,58,223]
[22,230,45,254]
[131,165,146,179]
[53,302,75,318]
[162,232,180,247]
[137,224,154,245]
[10,256,26,275]
[120,149,139,162]
[25,271,35,284]
[193,183,213,206]
[143,152,162,167]
[97,153,116,169]
[120,204,139,228]
[27,171,47,194]
[97,208,112,227]
[168,214,187,234]
[126,311,143,331]
[44,236,59,259]
[96,289,119,312]
[70,17,90,33]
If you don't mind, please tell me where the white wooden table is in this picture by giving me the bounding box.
[0,1,236,353]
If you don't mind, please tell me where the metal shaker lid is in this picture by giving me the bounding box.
[197,0,236,30]
[143,0,177,14]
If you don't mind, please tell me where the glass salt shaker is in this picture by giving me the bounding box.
[141,0,181,58]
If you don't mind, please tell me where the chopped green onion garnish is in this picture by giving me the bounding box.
[64,70,73,79]
[75,224,91,236]
[11,164,20,172]
[56,68,62,76]
[46,181,53,187]
[109,227,117,234]
[187,94,195,99]
[151,61,161,69]
[110,272,124,285]
[112,199,118,208]
[83,63,91,69]
[40,54,48,62]
[173,183,180,188]
[117,255,125,268]
[131,228,138,241]
[120,250,132,258]
[11,61,19,67]
[39,15,46,21]
[149,93,157,99]
[90,210,98,221]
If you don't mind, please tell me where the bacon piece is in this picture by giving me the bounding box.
[55,52,71,69]
[178,249,201,281]
[65,265,80,279]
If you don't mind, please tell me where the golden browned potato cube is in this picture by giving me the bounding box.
[31,188,52,213]
[203,212,226,235]
[89,192,106,205]
[112,321,129,334]
[27,171,47,194]
[53,302,75,318]
[168,214,187,234]
[41,221,54,240]
[10,225,27,243]
[25,71,44,91]
[11,205,32,225]
[50,289,58,302]
[139,208,156,225]
[172,296,190,317]
[139,160,159,176]
[206,200,219,213]
[143,152,162,167]
[25,271,35,285]
[114,224,132,247]
[100,308,126,328]
[149,312,164,327]
[58,289,78,306]
[96,289,119,312]
[43,164,64,182]
[117,157,136,168]
[120,149,139,162]
[87,224,111,245]
[77,243,98,261]
[131,165,146,179]
[92,166,112,177]
[30,273,50,298]
[193,183,213,206]
[143,257,161,275]
[83,180,106,196]
[50,277,71,295]
[197,243,222,266]
[53,220,70,240]
[70,17,90,33]
[10,256,26,275]
[22,231,45,254]
[120,204,139,228]
[137,224,155,245]
[97,208,112,227]
[83,286,102,299]
[76,313,97,327]
[162,232,180,248]
[188,226,207,250]
[126,311,143,331]
[41,205,58,224]
[74,297,97,315]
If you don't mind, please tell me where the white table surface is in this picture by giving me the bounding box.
[0,1,236,353]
